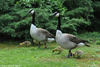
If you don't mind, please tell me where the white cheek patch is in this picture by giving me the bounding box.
[55,13,59,17]
[31,10,34,14]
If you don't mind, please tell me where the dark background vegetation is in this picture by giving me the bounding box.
[0,0,100,42]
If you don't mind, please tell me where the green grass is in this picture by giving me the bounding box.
[0,32,100,67]
[0,42,100,67]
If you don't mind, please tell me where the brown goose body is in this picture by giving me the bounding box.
[37,28,55,41]
[30,25,55,42]
[52,12,90,57]
[64,33,89,44]
[29,9,55,48]
[56,31,90,50]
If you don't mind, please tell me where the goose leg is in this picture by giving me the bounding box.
[67,49,72,58]
[38,42,41,48]
[67,45,77,58]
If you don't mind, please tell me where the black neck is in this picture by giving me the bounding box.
[57,15,61,30]
[32,12,35,25]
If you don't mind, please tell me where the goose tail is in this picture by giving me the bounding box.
[85,44,90,47]
[80,39,89,43]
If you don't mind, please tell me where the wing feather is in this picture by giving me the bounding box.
[63,33,89,44]
[37,28,55,38]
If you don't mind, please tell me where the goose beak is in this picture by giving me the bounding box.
[27,11,31,13]
[50,12,58,16]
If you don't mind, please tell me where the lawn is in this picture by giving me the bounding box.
[0,40,100,67]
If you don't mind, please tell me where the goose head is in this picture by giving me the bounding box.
[51,12,60,17]
[28,9,35,14]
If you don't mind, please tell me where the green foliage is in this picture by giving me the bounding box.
[92,1,100,31]
[78,32,100,42]
[0,8,32,40]
[66,7,93,18]
[0,0,15,12]
[93,1,100,10]
[0,0,100,40]
[61,18,91,34]
[95,41,100,45]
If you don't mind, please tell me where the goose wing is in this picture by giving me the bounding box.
[37,28,55,38]
[63,33,89,44]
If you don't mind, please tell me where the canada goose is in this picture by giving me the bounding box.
[73,50,84,59]
[28,9,55,48]
[20,41,31,47]
[52,46,63,54]
[52,12,90,57]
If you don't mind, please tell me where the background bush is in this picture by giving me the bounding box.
[0,0,100,41]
